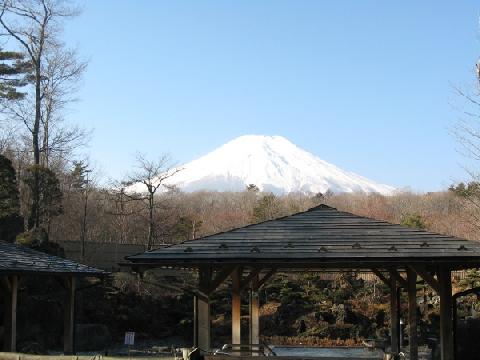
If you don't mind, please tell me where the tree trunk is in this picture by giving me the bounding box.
[42,108,49,167]
[191,219,196,240]
[81,189,88,260]
[120,191,127,244]
[147,192,154,250]
[29,62,42,229]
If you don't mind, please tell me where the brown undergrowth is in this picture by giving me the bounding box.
[261,336,361,346]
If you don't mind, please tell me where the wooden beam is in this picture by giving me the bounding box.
[249,275,260,353]
[389,270,408,288]
[390,276,400,354]
[410,266,440,293]
[1,276,11,292]
[64,276,76,355]
[199,266,213,293]
[256,268,277,289]
[407,268,418,360]
[240,268,262,292]
[192,290,209,303]
[208,266,237,293]
[231,268,241,347]
[3,275,18,352]
[438,268,454,360]
[371,268,391,287]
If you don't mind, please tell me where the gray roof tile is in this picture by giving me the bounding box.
[0,241,105,276]
[126,205,480,268]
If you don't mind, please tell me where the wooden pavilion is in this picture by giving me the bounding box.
[0,240,105,354]
[126,205,480,360]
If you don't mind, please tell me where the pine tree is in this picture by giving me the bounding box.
[23,165,63,229]
[173,215,203,242]
[246,184,259,192]
[0,50,30,100]
[400,213,426,230]
[0,155,23,241]
[449,181,480,198]
[252,193,281,222]
[69,160,91,259]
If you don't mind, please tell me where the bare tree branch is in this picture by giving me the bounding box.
[125,153,183,249]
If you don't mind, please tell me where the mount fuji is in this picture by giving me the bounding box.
[129,135,395,195]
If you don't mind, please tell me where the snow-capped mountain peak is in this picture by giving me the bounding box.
[129,135,395,195]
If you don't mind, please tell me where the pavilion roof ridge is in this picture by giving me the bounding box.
[126,201,480,270]
[144,203,470,252]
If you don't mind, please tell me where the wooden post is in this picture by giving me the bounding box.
[438,268,454,360]
[3,275,18,352]
[407,268,418,360]
[231,268,241,347]
[193,295,198,348]
[249,275,260,355]
[390,276,399,354]
[63,276,76,355]
[197,295,210,351]
[197,267,212,352]
[452,296,458,360]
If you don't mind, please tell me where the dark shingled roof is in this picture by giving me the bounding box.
[126,205,480,269]
[0,241,105,276]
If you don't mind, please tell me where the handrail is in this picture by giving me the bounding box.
[452,286,480,360]
[213,343,276,356]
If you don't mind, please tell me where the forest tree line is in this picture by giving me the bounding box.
[46,186,480,245]
[4,155,480,248]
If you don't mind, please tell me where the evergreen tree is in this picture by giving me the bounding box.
[23,165,63,229]
[459,269,480,289]
[252,193,281,222]
[0,50,30,100]
[0,154,19,217]
[449,181,480,198]
[173,215,203,242]
[0,154,23,241]
[246,184,259,192]
[401,213,426,230]
[70,161,89,190]
[69,160,92,259]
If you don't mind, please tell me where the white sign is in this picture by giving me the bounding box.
[124,331,135,346]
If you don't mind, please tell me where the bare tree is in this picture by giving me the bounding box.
[452,85,480,163]
[0,0,87,228]
[0,122,16,153]
[105,185,134,244]
[69,160,92,259]
[40,46,88,166]
[449,57,480,228]
[125,153,182,249]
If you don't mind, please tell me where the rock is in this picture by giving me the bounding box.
[21,323,47,348]
[75,323,112,351]
[18,341,46,354]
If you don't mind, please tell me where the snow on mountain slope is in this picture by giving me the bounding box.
[128,135,395,195]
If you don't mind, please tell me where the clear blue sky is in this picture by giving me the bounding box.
[64,1,480,191]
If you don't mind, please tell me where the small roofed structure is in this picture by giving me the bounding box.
[126,205,480,360]
[127,204,480,268]
[0,240,105,354]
